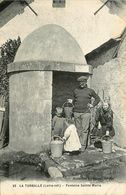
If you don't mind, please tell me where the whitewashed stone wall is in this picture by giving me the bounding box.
[92,35,126,147]
[9,71,52,153]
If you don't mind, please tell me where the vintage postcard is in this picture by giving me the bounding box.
[0,0,126,194]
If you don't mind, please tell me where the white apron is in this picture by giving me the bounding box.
[64,124,81,152]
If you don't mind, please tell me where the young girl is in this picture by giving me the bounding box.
[62,119,81,153]
[52,107,65,137]
[52,106,81,154]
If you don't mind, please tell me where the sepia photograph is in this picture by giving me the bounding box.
[0,0,126,194]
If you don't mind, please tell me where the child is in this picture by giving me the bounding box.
[62,119,81,153]
[52,107,65,137]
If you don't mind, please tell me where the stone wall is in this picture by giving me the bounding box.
[87,28,126,147]
[118,32,126,59]
[9,71,52,153]
[91,35,126,147]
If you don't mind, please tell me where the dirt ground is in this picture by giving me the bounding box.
[0,144,126,182]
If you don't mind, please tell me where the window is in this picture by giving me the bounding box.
[52,0,65,8]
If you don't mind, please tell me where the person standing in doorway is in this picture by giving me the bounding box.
[73,76,100,152]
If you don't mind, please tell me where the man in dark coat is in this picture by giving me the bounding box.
[73,75,100,152]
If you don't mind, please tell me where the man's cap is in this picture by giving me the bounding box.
[77,75,88,82]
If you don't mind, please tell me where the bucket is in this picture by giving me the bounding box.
[102,140,113,154]
[50,137,63,158]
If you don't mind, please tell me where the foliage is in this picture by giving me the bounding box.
[0,37,21,101]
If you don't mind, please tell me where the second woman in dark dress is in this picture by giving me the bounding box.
[94,101,115,138]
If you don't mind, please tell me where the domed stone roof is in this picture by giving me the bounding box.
[15,24,87,64]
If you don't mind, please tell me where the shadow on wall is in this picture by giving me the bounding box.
[0,0,34,28]
[100,0,126,20]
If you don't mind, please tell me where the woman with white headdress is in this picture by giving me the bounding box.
[94,100,115,138]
